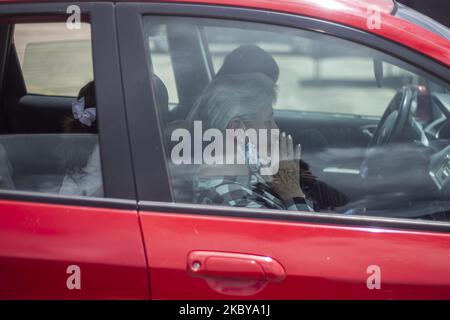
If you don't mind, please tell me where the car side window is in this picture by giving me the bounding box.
[144,16,450,222]
[0,21,103,197]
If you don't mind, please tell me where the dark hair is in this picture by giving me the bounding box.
[185,45,279,124]
[215,45,279,83]
[63,81,97,134]
[60,81,98,175]
[195,73,277,131]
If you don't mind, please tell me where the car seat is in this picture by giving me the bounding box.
[152,73,196,203]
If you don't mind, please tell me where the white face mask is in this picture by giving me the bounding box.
[237,140,262,174]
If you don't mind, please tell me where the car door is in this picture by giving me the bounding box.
[117,2,450,299]
[0,2,148,299]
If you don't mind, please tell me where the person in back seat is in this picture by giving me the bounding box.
[59,81,103,197]
[62,81,97,134]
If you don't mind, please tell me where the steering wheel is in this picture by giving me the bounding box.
[369,86,416,147]
[361,85,424,181]
[347,86,422,215]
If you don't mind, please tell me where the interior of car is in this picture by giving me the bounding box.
[0,22,99,196]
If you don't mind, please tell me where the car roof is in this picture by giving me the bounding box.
[1,0,449,67]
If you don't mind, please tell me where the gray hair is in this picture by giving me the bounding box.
[193,73,277,132]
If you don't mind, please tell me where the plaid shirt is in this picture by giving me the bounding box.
[193,173,312,212]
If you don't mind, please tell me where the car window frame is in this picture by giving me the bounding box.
[117,2,450,233]
[0,2,136,209]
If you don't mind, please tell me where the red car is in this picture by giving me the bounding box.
[0,0,449,299]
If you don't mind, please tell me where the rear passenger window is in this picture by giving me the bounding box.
[0,20,103,197]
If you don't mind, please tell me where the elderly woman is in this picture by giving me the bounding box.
[192,72,313,212]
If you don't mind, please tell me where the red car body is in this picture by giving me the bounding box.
[0,0,449,299]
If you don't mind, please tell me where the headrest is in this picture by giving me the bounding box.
[151,74,169,123]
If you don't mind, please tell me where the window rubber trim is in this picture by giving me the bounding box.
[0,189,136,210]
[139,200,450,234]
